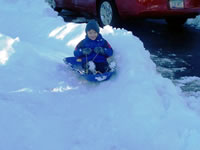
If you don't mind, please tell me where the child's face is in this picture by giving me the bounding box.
[87,29,98,40]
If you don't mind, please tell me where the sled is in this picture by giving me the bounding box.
[63,57,115,82]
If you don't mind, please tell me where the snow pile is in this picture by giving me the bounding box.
[0,34,19,64]
[187,15,200,28]
[1,1,200,150]
[0,0,63,43]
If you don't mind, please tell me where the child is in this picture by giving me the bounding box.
[74,20,113,74]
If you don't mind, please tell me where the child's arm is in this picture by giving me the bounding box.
[74,41,84,57]
[103,41,113,57]
[74,41,92,57]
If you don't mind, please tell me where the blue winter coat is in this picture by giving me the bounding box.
[74,34,113,63]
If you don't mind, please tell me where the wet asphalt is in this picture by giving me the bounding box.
[121,19,200,79]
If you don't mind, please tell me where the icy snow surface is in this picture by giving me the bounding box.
[1,0,200,150]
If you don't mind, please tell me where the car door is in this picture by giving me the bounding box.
[72,0,96,13]
[55,0,73,8]
[67,0,73,6]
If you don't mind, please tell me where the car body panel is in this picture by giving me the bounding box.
[55,0,72,8]
[71,0,96,14]
[55,0,200,19]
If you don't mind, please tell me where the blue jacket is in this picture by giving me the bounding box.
[74,34,113,63]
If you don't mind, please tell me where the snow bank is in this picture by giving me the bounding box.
[1,1,200,150]
[187,15,200,28]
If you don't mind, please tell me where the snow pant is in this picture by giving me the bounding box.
[95,62,109,73]
[82,61,109,73]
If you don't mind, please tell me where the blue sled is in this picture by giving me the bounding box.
[63,57,114,82]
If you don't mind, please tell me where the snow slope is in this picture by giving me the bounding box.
[1,1,200,150]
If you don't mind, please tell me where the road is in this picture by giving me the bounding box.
[121,19,200,79]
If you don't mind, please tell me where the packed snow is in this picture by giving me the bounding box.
[187,15,200,29]
[1,0,200,150]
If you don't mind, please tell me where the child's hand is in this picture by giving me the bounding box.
[94,47,105,55]
[82,48,92,55]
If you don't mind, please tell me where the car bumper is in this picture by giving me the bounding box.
[120,7,200,19]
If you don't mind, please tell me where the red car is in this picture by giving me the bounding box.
[46,0,200,26]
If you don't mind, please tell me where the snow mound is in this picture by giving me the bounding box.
[187,15,200,28]
[1,1,200,150]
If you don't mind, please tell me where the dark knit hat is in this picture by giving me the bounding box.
[85,20,100,33]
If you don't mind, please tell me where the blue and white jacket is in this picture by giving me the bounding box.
[74,34,113,63]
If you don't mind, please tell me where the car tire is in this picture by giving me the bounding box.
[165,17,187,26]
[98,0,119,27]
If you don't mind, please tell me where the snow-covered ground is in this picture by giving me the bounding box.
[1,0,200,150]
[187,15,200,29]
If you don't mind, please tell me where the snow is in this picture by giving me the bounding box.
[187,15,200,29]
[1,0,200,150]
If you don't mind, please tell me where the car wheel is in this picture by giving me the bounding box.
[165,17,187,26]
[98,0,119,26]
[46,0,62,13]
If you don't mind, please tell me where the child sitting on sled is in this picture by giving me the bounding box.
[74,20,114,74]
